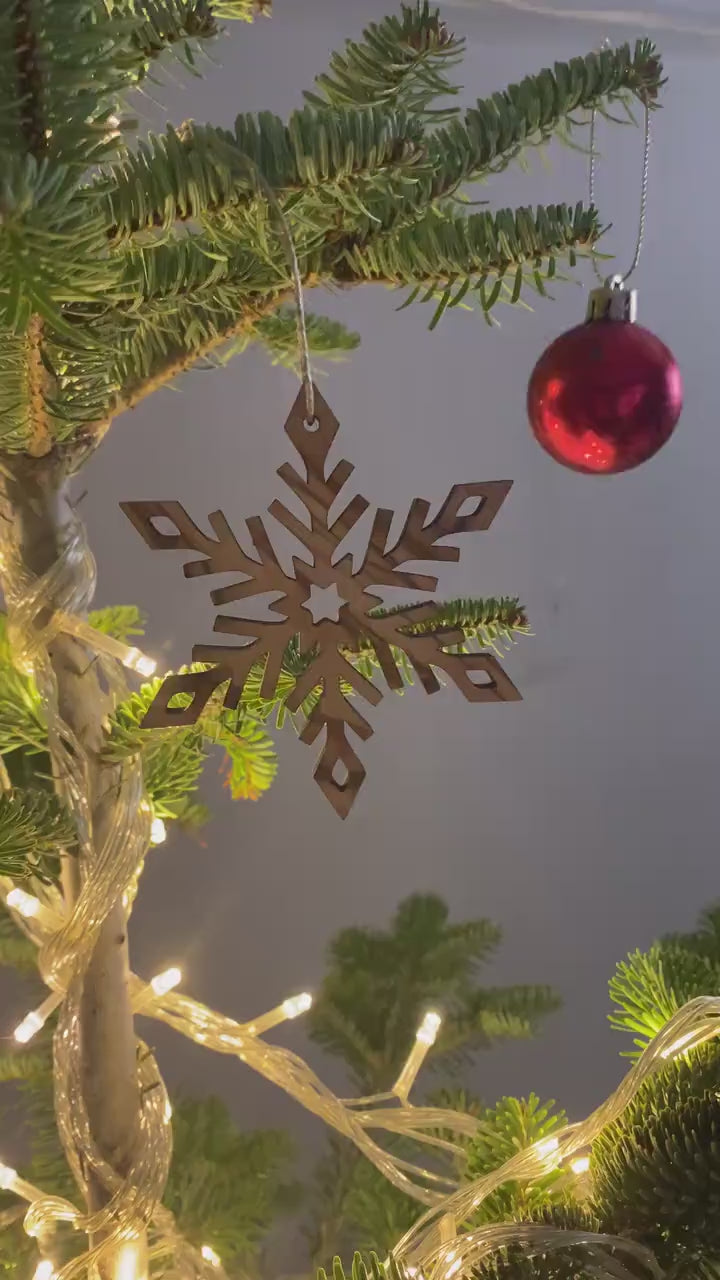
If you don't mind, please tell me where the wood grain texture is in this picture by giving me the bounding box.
[121,384,521,817]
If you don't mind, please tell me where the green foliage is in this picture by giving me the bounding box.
[308,894,560,1090]
[0,1,129,169]
[451,909,720,1280]
[325,904,720,1280]
[0,592,527,846]
[452,38,661,178]
[0,595,279,834]
[464,1095,567,1223]
[103,107,427,241]
[0,913,38,976]
[319,1138,425,1259]
[350,599,530,682]
[0,2,664,449]
[369,597,529,646]
[108,676,278,807]
[88,604,146,643]
[307,894,559,1267]
[105,594,530,815]
[0,161,117,338]
[124,0,263,80]
[318,1253,409,1280]
[304,3,464,121]
[609,944,720,1058]
[665,903,720,960]
[0,1214,39,1279]
[237,598,529,730]
[19,1041,78,1203]
[164,1096,298,1274]
[0,1047,47,1084]
[0,16,702,1277]
[0,791,74,882]
[0,617,47,764]
[592,1044,720,1278]
[225,307,361,369]
[336,203,600,327]
[609,903,720,1061]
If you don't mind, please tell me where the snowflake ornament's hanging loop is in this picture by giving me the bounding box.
[272,203,316,425]
[246,165,316,425]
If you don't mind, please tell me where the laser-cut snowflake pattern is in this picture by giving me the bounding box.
[121,385,521,817]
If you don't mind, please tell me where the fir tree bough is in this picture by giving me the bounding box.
[0,3,674,1279]
[0,3,662,449]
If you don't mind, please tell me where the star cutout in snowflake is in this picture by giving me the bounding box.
[121,385,521,817]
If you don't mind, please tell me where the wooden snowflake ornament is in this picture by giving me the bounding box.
[121,386,521,817]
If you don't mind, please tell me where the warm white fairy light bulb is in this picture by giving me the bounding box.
[281,992,313,1019]
[201,1245,221,1267]
[0,1162,17,1191]
[150,967,182,997]
[393,1011,443,1101]
[13,991,63,1044]
[123,649,157,679]
[243,991,314,1036]
[6,888,41,919]
[416,1010,442,1046]
[115,1241,144,1280]
[33,1259,55,1280]
[150,817,167,846]
[571,1155,590,1175]
[14,1012,44,1044]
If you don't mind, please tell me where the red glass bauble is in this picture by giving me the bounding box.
[527,309,683,476]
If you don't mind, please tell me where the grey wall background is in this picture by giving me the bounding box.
[14,0,717,1223]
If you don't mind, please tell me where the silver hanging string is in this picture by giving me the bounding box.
[589,98,651,286]
[246,165,316,424]
[275,212,316,424]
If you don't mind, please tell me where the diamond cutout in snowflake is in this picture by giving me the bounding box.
[121,385,521,817]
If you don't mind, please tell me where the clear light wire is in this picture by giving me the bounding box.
[0,504,171,1279]
[390,996,720,1278]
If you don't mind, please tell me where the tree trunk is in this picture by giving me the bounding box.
[0,453,141,1224]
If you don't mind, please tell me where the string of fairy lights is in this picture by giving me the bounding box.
[1,509,720,1280]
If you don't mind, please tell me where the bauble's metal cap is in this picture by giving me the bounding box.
[586,274,638,324]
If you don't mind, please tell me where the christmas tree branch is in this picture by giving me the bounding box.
[0,791,73,882]
[124,0,268,80]
[329,203,600,322]
[304,2,464,120]
[101,108,425,242]
[101,41,660,249]
[98,289,291,439]
[432,37,662,193]
[73,197,597,445]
